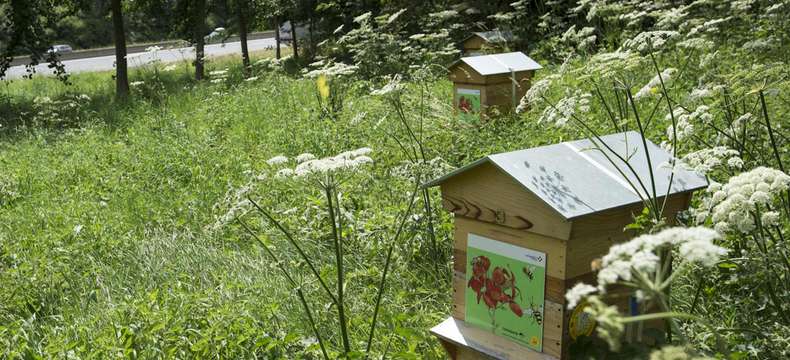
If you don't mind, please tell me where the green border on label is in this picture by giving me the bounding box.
[457,88,481,122]
[465,233,546,352]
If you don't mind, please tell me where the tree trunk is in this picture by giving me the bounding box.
[308,14,314,55]
[238,0,250,75]
[290,19,299,61]
[273,16,281,59]
[111,0,129,99]
[193,0,207,80]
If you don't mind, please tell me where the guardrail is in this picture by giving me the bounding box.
[9,31,275,67]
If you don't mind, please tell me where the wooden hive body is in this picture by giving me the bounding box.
[449,52,541,119]
[428,132,707,359]
[461,31,516,56]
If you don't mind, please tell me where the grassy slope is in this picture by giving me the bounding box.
[0,52,571,358]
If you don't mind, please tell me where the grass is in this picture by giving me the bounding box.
[0,49,567,358]
[3,23,786,357]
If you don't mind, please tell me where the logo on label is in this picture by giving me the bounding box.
[569,299,596,340]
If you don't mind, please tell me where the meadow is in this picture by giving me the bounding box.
[2,2,790,359]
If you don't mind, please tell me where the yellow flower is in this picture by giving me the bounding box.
[530,336,539,346]
[317,75,330,100]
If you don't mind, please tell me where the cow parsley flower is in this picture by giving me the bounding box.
[677,37,715,51]
[266,155,288,165]
[622,31,679,53]
[276,168,295,178]
[296,153,316,163]
[761,211,781,227]
[371,75,403,96]
[352,147,372,157]
[537,90,591,127]
[680,147,740,174]
[656,7,687,29]
[517,75,556,112]
[354,12,371,24]
[290,149,374,177]
[585,296,625,351]
[566,283,597,309]
[708,167,790,233]
[596,227,724,290]
[635,68,676,100]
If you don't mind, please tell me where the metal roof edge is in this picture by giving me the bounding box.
[421,156,492,188]
[563,186,707,220]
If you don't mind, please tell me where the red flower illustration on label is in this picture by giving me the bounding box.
[467,255,525,320]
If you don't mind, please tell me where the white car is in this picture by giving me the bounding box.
[205,27,227,42]
[48,44,73,54]
[278,21,308,42]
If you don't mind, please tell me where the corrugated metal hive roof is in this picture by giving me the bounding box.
[425,131,708,220]
[458,52,543,76]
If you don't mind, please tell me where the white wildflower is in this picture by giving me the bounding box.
[622,31,679,53]
[295,153,316,163]
[266,155,288,165]
[353,156,373,165]
[656,7,687,29]
[354,12,371,24]
[293,149,374,177]
[566,283,597,309]
[537,90,591,127]
[276,168,295,178]
[371,75,403,96]
[430,10,458,20]
[761,211,781,227]
[677,37,714,51]
[727,157,744,169]
[635,68,676,100]
[709,167,790,233]
[517,75,556,111]
[352,147,372,157]
[678,238,727,267]
[386,9,406,24]
[585,296,625,351]
[680,146,739,174]
[597,227,724,290]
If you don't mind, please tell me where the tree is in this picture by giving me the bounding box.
[175,0,209,80]
[0,0,75,81]
[236,0,251,73]
[111,0,129,99]
[273,16,281,59]
[229,0,264,75]
[194,0,207,80]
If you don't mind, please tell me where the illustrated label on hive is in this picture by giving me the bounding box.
[465,233,546,352]
[456,88,481,122]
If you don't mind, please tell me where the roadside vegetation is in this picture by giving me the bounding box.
[1,0,789,359]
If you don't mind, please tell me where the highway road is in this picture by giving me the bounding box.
[4,37,279,80]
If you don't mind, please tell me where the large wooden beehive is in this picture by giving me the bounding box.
[426,131,708,359]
